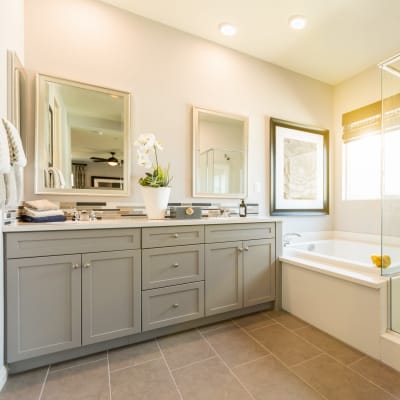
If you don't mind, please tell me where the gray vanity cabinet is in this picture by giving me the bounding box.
[5,229,141,363]
[141,226,205,331]
[243,239,276,307]
[205,241,243,315]
[7,254,82,362]
[82,250,141,345]
[205,223,276,316]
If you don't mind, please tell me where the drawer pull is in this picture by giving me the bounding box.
[244,246,249,251]
[237,247,243,252]
[173,233,179,238]
[172,262,180,268]
[72,263,80,269]
[172,303,179,308]
[84,263,91,268]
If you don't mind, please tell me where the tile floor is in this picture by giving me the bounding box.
[1,310,400,399]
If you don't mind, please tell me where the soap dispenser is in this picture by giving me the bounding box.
[239,199,247,217]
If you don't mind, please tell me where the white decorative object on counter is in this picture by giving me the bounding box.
[141,186,171,219]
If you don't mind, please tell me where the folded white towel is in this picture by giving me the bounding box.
[23,207,64,218]
[0,120,11,174]
[1,117,27,167]
[24,199,59,211]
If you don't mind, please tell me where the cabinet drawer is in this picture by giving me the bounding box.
[205,223,275,243]
[142,244,204,289]
[142,282,204,331]
[5,229,141,258]
[142,226,204,248]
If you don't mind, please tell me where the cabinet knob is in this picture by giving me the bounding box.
[237,247,243,252]
[84,263,91,268]
[173,233,179,238]
[72,263,80,269]
[244,246,249,251]
[172,262,179,268]
[172,303,179,308]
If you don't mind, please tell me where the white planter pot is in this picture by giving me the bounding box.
[141,186,171,219]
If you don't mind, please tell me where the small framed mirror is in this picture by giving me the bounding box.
[35,74,131,196]
[193,106,248,198]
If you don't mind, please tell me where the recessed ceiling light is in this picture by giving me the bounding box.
[289,15,307,30]
[219,23,237,36]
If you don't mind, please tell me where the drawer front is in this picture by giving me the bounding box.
[142,226,204,248]
[142,244,204,289]
[205,223,275,243]
[6,229,141,258]
[142,282,204,331]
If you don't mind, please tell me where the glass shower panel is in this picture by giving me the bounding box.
[380,53,400,334]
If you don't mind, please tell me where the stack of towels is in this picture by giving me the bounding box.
[22,199,66,223]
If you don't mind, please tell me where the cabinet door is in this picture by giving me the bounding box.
[205,241,243,316]
[7,254,82,362]
[82,250,141,345]
[243,239,276,307]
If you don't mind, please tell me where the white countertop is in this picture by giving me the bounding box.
[3,216,281,232]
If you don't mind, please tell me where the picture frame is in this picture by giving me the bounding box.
[270,118,329,215]
[91,176,123,189]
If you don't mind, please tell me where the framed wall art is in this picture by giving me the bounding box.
[270,118,329,215]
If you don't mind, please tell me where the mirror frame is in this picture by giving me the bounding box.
[7,50,23,131]
[35,74,131,196]
[192,106,248,199]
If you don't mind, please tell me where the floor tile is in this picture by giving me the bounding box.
[250,324,321,366]
[0,368,47,400]
[233,312,276,331]
[50,352,107,372]
[293,354,393,400]
[42,359,109,400]
[158,329,214,370]
[108,339,161,372]
[111,358,180,400]
[198,319,234,333]
[264,310,308,330]
[296,325,364,365]
[173,357,252,400]
[351,356,400,398]
[204,325,269,367]
[234,355,324,399]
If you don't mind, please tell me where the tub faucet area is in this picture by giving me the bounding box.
[283,232,302,246]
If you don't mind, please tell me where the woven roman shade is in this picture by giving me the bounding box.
[342,94,400,143]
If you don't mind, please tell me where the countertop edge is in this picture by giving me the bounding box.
[3,216,282,232]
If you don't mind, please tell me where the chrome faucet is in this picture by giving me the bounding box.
[283,232,302,247]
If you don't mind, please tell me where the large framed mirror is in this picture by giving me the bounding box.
[35,74,131,196]
[193,106,248,198]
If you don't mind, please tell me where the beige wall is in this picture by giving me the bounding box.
[333,66,381,234]
[0,0,24,380]
[24,0,333,233]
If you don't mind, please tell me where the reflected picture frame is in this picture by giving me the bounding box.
[270,118,329,215]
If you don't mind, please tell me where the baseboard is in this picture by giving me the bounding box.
[0,365,7,391]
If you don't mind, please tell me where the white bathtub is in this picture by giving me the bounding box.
[280,235,394,367]
[285,239,400,276]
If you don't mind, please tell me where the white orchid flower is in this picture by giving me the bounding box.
[134,133,156,149]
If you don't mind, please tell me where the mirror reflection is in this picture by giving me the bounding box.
[193,107,248,198]
[35,74,130,195]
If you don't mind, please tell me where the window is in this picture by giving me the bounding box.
[342,95,400,200]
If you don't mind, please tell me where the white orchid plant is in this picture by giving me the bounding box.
[134,133,172,187]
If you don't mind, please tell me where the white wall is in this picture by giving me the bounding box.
[0,0,24,385]
[24,0,333,233]
[333,66,381,234]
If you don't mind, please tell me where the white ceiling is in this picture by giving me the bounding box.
[99,0,400,85]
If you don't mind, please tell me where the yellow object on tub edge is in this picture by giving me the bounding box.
[371,255,391,268]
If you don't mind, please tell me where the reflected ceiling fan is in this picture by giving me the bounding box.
[90,152,122,166]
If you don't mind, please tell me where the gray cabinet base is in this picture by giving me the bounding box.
[7,301,274,374]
